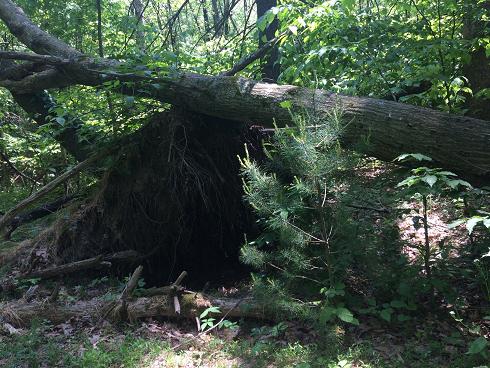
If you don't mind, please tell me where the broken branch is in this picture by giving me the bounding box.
[0,149,108,235]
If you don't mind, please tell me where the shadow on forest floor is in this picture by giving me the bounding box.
[0,309,486,368]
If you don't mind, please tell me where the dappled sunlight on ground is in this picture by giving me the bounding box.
[396,199,469,262]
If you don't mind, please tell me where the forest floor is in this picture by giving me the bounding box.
[0,266,486,367]
[0,164,488,367]
[0,276,485,368]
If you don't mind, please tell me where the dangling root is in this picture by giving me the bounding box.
[26,109,255,284]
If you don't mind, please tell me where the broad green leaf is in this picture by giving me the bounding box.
[125,96,135,106]
[380,308,393,322]
[395,153,433,162]
[397,314,411,322]
[448,219,465,229]
[390,300,407,308]
[200,306,221,319]
[288,25,298,35]
[55,117,66,125]
[437,171,457,177]
[397,175,419,187]
[319,306,336,324]
[467,217,482,235]
[445,179,472,190]
[483,218,490,229]
[337,359,351,368]
[481,248,490,258]
[341,0,355,10]
[336,307,357,324]
[421,175,437,187]
[466,337,488,355]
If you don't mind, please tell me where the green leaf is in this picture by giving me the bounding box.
[257,11,275,32]
[336,307,357,324]
[125,96,135,106]
[337,359,351,368]
[466,217,482,235]
[390,300,407,309]
[200,306,221,319]
[483,218,490,229]
[437,171,457,177]
[421,175,437,187]
[288,25,298,35]
[448,219,466,229]
[395,153,433,162]
[481,248,490,258]
[466,337,488,355]
[319,306,336,324]
[279,210,288,220]
[397,176,419,188]
[280,100,292,109]
[341,0,356,10]
[445,179,472,190]
[55,117,66,126]
[380,308,393,322]
[397,314,411,322]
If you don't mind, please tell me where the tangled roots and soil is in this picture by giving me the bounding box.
[36,109,259,285]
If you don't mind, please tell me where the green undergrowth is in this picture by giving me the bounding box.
[0,319,486,367]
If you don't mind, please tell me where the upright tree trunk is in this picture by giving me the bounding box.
[130,0,145,51]
[211,0,221,35]
[96,0,104,57]
[256,0,279,82]
[462,1,490,120]
[201,0,211,34]
[223,0,230,35]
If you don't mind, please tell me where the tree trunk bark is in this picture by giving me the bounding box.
[257,0,279,82]
[462,1,490,120]
[210,0,221,35]
[0,292,266,327]
[130,0,145,51]
[148,75,490,180]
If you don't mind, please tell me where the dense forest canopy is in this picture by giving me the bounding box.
[0,0,489,366]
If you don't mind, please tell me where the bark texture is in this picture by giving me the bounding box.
[257,0,280,81]
[463,1,490,120]
[0,292,266,327]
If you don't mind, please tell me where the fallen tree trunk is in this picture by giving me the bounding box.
[0,251,141,292]
[1,195,76,240]
[148,75,490,179]
[3,57,490,180]
[0,292,266,327]
[0,149,107,235]
[0,0,489,179]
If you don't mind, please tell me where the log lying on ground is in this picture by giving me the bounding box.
[0,0,489,179]
[2,195,76,240]
[0,149,110,236]
[0,291,266,327]
[26,255,109,279]
[0,251,140,292]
